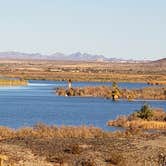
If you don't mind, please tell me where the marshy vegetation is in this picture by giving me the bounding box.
[0,78,28,86]
[56,84,166,100]
[108,104,166,130]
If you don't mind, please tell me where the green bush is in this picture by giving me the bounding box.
[136,104,153,120]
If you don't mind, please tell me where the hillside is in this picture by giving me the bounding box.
[152,58,166,66]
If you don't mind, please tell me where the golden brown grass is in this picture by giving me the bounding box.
[0,79,28,86]
[108,107,166,130]
[129,120,166,129]
[108,119,166,130]
[0,124,109,139]
[57,85,166,100]
[0,123,165,166]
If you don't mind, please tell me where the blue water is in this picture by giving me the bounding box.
[0,80,165,131]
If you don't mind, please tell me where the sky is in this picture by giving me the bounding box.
[0,0,165,60]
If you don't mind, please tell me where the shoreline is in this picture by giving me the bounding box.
[5,76,166,84]
[0,123,165,165]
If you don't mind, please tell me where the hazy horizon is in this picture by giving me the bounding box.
[0,0,165,60]
[0,50,164,61]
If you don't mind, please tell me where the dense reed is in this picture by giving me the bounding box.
[0,79,28,86]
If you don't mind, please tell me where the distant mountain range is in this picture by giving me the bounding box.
[0,51,152,62]
[0,51,118,62]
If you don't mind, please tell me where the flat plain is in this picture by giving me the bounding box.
[0,59,165,83]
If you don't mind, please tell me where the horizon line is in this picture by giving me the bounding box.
[0,50,164,61]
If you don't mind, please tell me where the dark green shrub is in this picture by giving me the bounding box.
[136,104,153,120]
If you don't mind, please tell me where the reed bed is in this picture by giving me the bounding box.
[108,119,166,130]
[0,124,108,139]
[0,79,28,86]
[108,105,166,130]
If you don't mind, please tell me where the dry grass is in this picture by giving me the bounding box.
[128,120,166,129]
[0,59,166,83]
[132,86,166,100]
[57,86,112,98]
[0,123,165,165]
[57,85,166,100]
[0,79,27,86]
[108,106,166,130]
[108,119,166,130]
[0,124,109,140]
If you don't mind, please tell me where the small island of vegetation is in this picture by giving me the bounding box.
[108,104,166,130]
[56,83,166,100]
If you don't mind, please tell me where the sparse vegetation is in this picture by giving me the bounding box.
[0,59,166,83]
[0,60,165,165]
[0,123,165,166]
[0,124,166,166]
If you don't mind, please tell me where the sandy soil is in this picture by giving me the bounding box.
[0,134,165,166]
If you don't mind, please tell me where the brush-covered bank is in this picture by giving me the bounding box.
[108,104,166,131]
[0,123,165,166]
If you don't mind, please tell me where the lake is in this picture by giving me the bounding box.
[0,80,165,131]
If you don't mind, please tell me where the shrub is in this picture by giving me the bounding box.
[136,104,153,120]
[64,144,82,154]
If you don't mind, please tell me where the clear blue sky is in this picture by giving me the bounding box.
[0,0,165,60]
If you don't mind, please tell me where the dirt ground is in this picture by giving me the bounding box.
[0,133,165,166]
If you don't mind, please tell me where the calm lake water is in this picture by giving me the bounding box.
[0,80,165,131]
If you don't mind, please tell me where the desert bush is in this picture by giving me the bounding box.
[129,106,166,122]
[151,109,166,121]
[56,88,67,96]
[135,104,153,120]
[75,157,97,166]
[64,144,82,154]
[107,116,128,127]
[125,126,143,136]
[105,152,125,165]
